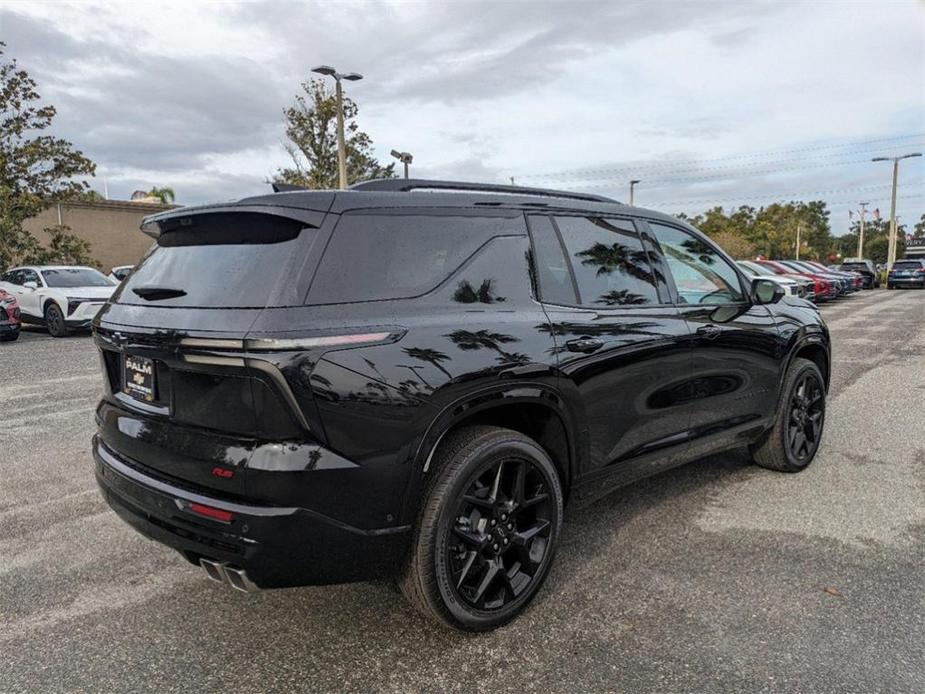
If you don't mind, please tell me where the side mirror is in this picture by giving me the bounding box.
[753,278,784,304]
[23,281,38,290]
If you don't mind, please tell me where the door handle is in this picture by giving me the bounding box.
[566,337,603,353]
[696,324,722,340]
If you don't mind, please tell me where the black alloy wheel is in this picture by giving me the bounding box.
[784,372,825,463]
[447,456,554,611]
[400,426,563,631]
[45,303,68,338]
[752,357,826,472]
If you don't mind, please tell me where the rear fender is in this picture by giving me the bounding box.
[399,382,577,524]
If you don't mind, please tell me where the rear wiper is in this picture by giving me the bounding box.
[131,286,187,300]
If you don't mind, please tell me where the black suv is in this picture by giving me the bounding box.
[93,179,830,631]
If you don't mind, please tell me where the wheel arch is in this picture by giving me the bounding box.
[789,337,830,392]
[42,295,64,317]
[407,385,577,518]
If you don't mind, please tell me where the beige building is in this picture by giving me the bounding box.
[23,199,176,271]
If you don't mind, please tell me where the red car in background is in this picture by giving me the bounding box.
[756,260,836,301]
[1,287,21,341]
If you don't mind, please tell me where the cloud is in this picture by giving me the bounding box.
[0,0,921,229]
[1,7,288,179]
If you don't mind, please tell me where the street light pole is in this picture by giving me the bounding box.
[857,202,869,258]
[390,150,413,179]
[872,152,922,267]
[334,79,347,189]
[629,179,640,206]
[312,65,364,189]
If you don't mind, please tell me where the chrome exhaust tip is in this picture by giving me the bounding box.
[199,558,259,593]
[200,557,226,584]
[224,566,259,593]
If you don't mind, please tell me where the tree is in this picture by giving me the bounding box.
[844,217,906,263]
[680,201,835,261]
[77,189,105,202]
[146,186,175,204]
[709,230,757,260]
[273,78,394,189]
[913,213,925,238]
[0,43,97,269]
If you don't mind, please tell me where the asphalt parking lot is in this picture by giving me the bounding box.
[1,290,923,693]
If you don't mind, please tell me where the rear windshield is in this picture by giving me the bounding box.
[119,213,314,308]
[42,268,114,288]
[840,263,869,270]
[307,213,524,304]
[893,261,923,270]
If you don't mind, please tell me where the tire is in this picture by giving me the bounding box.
[751,357,826,472]
[400,425,564,631]
[44,303,68,337]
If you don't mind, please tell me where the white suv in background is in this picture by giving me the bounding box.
[0,266,116,337]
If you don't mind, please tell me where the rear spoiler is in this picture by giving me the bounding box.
[139,203,329,240]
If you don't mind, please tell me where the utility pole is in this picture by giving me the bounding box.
[857,202,869,258]
[629,179,640,206]
[795,222,802,259]
[312,65,364,189]
[872,152,922,268]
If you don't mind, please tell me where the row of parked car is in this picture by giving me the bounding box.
[0,264,132,341]
[735,258,882,304]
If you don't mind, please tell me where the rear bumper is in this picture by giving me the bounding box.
[0,322,19,333]
[888,277,925,287]
[93,436,411,587]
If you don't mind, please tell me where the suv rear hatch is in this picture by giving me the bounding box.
[94,205,328,497]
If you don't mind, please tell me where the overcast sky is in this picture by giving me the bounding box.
[2,0,923,234]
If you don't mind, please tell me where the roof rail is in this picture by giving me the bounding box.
[350,178,620,204]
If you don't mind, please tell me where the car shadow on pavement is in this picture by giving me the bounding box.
[88,450,755,674]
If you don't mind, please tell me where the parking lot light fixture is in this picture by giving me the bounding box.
[629,179,640,206]
[311,65,364,189]
[872,152,922,267]
[390,149,414,179]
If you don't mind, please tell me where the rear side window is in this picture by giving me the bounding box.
[527,215,578,305]
[554,216,660,306]
[307,214,524,304]
[120,213,313,308]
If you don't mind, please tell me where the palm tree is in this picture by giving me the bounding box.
[575,242,652,282]
[147,186,175,204]
[403,347,452,380]
[593,289,649,306]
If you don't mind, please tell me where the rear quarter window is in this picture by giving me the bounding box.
[307,213,525,304]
